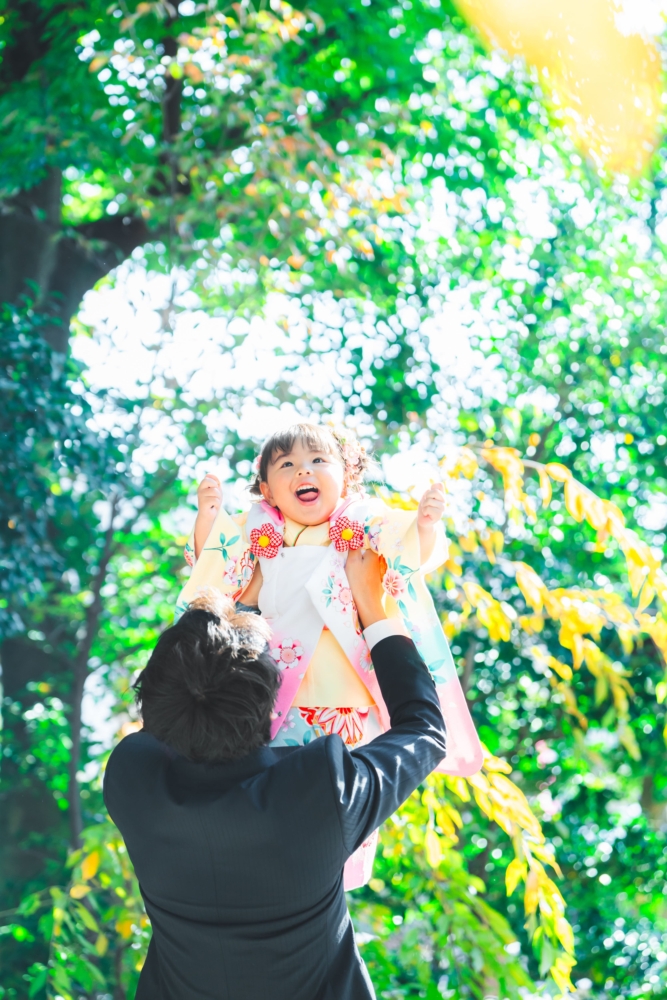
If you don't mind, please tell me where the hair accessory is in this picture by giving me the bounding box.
[249,522,284,559]
[329,516,365,553]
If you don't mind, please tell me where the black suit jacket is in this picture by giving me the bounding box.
[104,635,447,1000]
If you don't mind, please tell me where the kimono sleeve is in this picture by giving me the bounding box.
[365,499,449,576]
[176,509,253,614]
[363,497,482,777]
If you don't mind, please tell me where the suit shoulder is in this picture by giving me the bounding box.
[321,732,349,781]
[279,732,344,782]
[105,731,165,779]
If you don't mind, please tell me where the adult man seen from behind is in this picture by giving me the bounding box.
[104,549,447,999]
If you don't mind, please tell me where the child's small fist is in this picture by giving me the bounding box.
[197,475,223,519]
[417,482,445,528]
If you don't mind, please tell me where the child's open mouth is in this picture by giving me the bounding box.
[295,485,320,504]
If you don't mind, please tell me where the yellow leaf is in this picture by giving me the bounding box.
[538,468,552,507]
[435,806,460,840]
[462,581,484,607]
[637,579,656,613]
[69,884,90,899]
[515,562,547,613]
[506,858,527,896]
[52,906,65,937]
[442,446,478,480]
[480,532,497,564]
[584,494,609,531]
[482,748,512,774]
[544,462,571,482]
[424,828,443,868]
[95,933,109,956]
[444,553,463,578]
[523,494,537,520]
[81,850,100,881]
[89,56,110,73]
[444,775,471,802]
[467,771,491,793]
[477,600,513,642]
[531,842,562,877]
[551,954,576,994]
[656,679,667,704]
[564,478,586,522]
[492,530,504,554]
[555,915,575,955]
[519,614,544,633]
[568,633,584,671]
[482,447,527,513]
[116,918,135,939]
[524,869,539,915]
[618,627,635,656]
[594,673,609,705]
[459,531,478,553]
[532,648,573,681]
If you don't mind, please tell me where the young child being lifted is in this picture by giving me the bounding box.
[178,422,482,887]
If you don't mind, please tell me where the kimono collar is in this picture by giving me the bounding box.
[283,516,330,547]
[282,497,365,549]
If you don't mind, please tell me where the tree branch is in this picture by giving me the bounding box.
[67,492,120,848]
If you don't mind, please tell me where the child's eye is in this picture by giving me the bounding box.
[281,460,293,468]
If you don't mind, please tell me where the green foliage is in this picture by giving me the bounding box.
[3,1,667,998]
[0,303,99,637]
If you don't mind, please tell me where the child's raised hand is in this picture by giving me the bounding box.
[197,474,223,521]
[417,482,445,528]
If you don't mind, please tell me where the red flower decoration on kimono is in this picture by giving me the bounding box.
[249,522,283,559]
[329,516,364,553]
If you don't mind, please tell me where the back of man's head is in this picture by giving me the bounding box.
[134,591,280,762]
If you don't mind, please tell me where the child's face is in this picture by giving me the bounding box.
[259,440,345,525]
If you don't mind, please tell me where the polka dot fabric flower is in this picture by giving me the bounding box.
[249,521,283,559]
[329,516,364,553]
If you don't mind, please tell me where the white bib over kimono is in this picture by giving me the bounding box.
[178,494,483,887]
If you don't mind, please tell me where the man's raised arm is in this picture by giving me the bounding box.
[326,550,447,856]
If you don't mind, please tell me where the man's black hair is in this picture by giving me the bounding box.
[134,591,280,762]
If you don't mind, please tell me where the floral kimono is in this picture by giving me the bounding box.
[178,494,483,889]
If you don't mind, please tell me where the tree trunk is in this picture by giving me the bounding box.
[0,169,149,352]
[0,639,71,901]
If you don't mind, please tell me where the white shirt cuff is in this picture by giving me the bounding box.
[363,618,410,651]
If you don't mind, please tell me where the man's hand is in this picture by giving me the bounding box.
[194,475,223,559]
[417,482,445,528]
[346,549,387,630]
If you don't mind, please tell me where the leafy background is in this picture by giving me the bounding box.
[2,0,667,997]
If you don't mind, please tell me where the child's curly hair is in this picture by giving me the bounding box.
[249,423,369,497]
